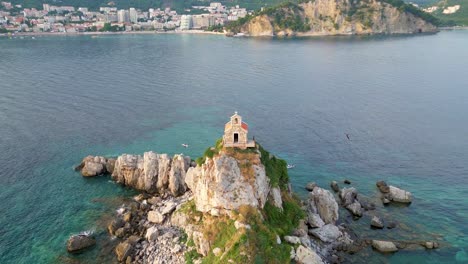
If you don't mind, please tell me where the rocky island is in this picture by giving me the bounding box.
[72,113,440,263]
[227,0,439,37]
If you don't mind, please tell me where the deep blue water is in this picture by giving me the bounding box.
[1,31,468,263]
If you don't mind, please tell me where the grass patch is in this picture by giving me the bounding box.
[196,138,224,166]
[263,194,305,237]
[178,200,203,224]
[185,248,202,264]
[258,144,289,190]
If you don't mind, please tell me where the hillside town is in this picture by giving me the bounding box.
[0,1,250,33]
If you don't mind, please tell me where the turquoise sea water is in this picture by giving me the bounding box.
[1,31,468,263]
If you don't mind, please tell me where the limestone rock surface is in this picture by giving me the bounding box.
[307,187,339,225]
[294,245,324,264]
[111,151,191,196]
[185,154,270,215]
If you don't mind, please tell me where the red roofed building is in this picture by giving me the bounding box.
[223,112,255,149]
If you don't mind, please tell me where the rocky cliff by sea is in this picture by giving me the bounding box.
[71,140,440,263]
[227,0,439,37]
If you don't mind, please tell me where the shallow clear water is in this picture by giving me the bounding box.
[1,31,468,263]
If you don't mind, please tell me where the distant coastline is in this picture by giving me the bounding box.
[0,30,225,37]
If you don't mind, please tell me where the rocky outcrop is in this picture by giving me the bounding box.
[308,224,342,243]
[376,181,413,203]
[77,152,191,196]
[307,186,339,225]
[330,181,340,192]
[185,154,270,215]
[388,186,413,203]
[339,187,363,217]
[295,245,325,264]
[115,241,133,262]
[111,152,191,196]
[76,156,109,177]
[232,0,437,37]
[371,216,384,229]
[67,234,96,253]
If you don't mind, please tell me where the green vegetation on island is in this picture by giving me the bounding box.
[423,0,468,26]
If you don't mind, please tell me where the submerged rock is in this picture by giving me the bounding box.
[387,221,397,229]
[422,241,439,249]
[372,240,398,253]
[67,234,96,253]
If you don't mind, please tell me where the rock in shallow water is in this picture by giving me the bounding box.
[115,241,133,262]
[376,181,390,193]
[370,216,384,229]
[330,181,340,192]
[305,182,317,192]
[67,234,96,253]
[388,186,412,203]
[372,240,398,253]
[78,156,108,177]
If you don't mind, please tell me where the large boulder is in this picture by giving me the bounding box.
[148,210,165,224]
[372,240,398,253]
[185,154,270,215]
[377,181,412,203]
[294,245,324,264]
[108,218,125,235]
[145,226,159,241]
[308,224,342,243]
[339,187,363,217]
[308,213,325,228]
[388,186,412,203]
[307,187,339,225]
[115,241,133,262]
[67,234,96,253]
